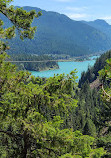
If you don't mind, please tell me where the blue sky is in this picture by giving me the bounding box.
[12,0,111,24]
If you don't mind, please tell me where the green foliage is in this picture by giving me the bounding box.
[0,1,107,157]
[99,58,111,101]
[83,119,97,137]
[0,53,105,157]
[91,148,106,158]
[99,58,111,81]
[78,53,111,157]
[97,134,111,149]
[0,0,42,53]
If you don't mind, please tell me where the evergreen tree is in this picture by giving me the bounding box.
[0,1,106,157]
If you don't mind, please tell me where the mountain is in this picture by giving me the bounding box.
[1,6,111,56]
[82,19,111,38]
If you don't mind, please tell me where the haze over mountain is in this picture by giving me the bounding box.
[1,6,111,56]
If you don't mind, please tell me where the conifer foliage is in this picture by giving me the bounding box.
[0,0,106,157]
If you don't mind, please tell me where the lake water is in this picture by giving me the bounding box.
[30,59,97,79]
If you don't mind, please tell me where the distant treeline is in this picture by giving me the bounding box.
[7,53,59,71]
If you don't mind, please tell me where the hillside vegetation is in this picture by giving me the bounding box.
[79,50,111,87]
[0,2,111,158]
[83,19,111,39]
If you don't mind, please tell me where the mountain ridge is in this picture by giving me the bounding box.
[82,19,111,39]
[1,6,111,56]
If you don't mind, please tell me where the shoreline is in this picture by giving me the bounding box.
[6,54,100,72]
[29,57,98,73]
[28,66,59,72]
[29,58,96,79]
[35,66,59,72]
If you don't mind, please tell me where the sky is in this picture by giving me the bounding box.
[12,0,111,24]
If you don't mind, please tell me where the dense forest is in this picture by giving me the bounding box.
[83,19,111,39]
[0,1,111,158]
[75,51,111,157]
[79,50,111,87]
[6,53,59,71]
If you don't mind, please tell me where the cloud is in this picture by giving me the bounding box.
[66,6,88,12]
[67,13,88,19]
[64,6,89,20]
[100,16,111,20]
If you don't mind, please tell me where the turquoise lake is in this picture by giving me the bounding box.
[30,58,97,79]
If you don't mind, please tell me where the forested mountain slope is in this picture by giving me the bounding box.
[83,19,111,39]
[79,50,111,87]
[1,6,111,56]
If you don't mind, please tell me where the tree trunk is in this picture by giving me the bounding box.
[21,131,28,158]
